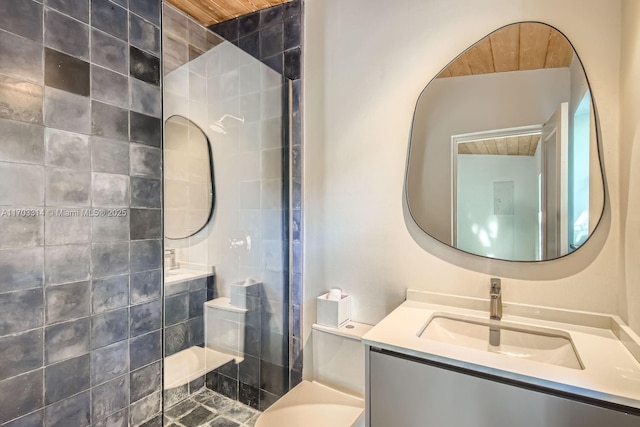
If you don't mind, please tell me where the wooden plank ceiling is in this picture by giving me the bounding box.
[439,23,574,78]
[167,0,292,26]
[458,134,541,157]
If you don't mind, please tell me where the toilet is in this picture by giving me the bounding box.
[255,321,372,427]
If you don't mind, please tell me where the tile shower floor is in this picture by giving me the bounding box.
[164,389,261,427]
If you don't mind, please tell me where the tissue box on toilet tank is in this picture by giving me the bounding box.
[316,292,351,327]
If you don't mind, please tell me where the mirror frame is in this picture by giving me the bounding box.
[402,21,610,279]
[164,114,216,240]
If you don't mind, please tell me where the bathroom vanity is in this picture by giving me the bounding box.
[362,291,640,427]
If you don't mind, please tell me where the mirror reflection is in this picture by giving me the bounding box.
[164,115,214,239]
[406,23,604,261]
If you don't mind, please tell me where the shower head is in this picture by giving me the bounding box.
[210,114,245,134]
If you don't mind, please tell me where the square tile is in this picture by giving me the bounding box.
[130,269,161,304]
[130,391,161,425]
[91,29,128,75]
[261,6,284,26]
[45,215,91,245]
[130,239,161,272]
[130,0,160,26]
[91,308,129,350]
[0,30,43,84]
[165,322,188,356]
[0,247,44,293]
[259,360,288,395]
[44,9,89,60]
[165,293,189,326]
[92,275,129,313]
[130,208,161,240]
[0,119,43,164]
[91,0,128,41]
[45,317,90,364]
[91,241,130,278]
[130,144,161,178]
[0,214,43,249]
[44,244,90,285]
[44,391,90,427]
[0,370,44,424]
[0,289,43,336]
[130,361,161,403]
[91,340,129,385]
[0,75,43,124]
[129,111,161,147]
[45,280,90,324]
[45,354,90,404]
[45,0,89,23]
[0,0,43,43]
[130,14,160,56]
[239,12,260,38]
[130,79,161,117]
[45,168,91,207]
[44,87,90,134]
[92,172,130,207]
[130,299,161,337]
[129,330,161,370]
[130,46,161,86]
[0,162,44,205]
[260,24,283,60]
[45,128,90,170]
[0,329,43,381]
[91,101,129,140]
[91,65,129,109]
[91,375,129,423]
[131,177,161,208]
[90,136,129,175]
[92,215,130,242]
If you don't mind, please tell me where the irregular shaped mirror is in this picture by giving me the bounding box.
[164,115,214,239]
[406,23,604,261]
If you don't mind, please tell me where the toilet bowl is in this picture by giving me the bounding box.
[256,321,372,427]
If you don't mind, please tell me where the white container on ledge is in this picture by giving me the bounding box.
[316,289,351,327]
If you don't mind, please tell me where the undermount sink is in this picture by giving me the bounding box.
[419,314,584,370]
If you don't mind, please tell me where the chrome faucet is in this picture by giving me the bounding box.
[490,278,502,320]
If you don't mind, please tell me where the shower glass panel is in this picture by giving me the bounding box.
[162,4,291,422]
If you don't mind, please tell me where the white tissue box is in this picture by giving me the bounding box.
[316,293,351,327]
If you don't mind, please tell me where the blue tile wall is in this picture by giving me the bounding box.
[0,0,163,425]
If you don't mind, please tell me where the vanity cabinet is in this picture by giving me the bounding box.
[367,348,640,427]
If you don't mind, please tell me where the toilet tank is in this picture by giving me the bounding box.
[312,322,372,398]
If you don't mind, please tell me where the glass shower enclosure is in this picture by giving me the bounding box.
[161,3,292,418]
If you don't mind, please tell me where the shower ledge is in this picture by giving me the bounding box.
[164,346,241,390]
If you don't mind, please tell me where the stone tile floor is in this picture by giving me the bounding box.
[164,388,261,427]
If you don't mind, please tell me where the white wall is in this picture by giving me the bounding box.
[620,0,640,333]
[457,154,539,261]
[303,0,625,376]
[408,68,569,244]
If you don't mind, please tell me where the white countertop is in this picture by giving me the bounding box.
[362,291,640,411]
[164,265,214,285]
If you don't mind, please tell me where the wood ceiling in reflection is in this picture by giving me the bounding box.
[439,23,574,78]
[167,0,292,26]
[458,134,541,157]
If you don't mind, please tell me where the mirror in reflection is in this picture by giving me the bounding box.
[406,23,604,261]
[164,115,214,240]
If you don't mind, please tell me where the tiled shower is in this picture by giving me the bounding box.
[0,0,303,425]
